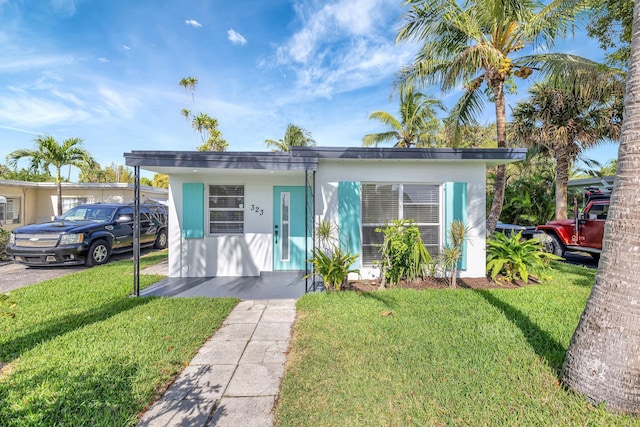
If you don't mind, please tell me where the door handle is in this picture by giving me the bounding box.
[274,225,279,244]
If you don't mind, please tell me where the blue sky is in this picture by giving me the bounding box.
[0,0,619,180]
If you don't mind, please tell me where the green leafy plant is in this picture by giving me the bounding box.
[376,219,431,289]
[307,246,359,292]
[486,231,562,283]
[0,227,10,260]
[315,219,337,253]
[443,220,470,288]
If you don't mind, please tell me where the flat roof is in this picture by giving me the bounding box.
[124,147,527,173]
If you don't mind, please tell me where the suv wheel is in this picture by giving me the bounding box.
[543,234,565,257]
[86,239,111,266]
[154,229,168,249]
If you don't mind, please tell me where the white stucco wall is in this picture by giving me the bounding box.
[168,171,306,277]
[167,158,488,279]
[314,159,487,278]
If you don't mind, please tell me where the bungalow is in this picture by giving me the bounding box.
[0,180,168,231]
[124,147,525,281]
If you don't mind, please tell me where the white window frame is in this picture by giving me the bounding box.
[0,196,21,225]
[208,185,245,235]
[360,183,442,267]
[62,197,89,213]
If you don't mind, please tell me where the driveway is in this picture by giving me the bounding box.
[0,261,83,293]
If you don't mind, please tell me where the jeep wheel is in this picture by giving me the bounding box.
[543,234,565,257]
[86,239,111,266]
[154,229,168,249]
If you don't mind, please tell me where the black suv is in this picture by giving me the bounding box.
[6,203,168,267]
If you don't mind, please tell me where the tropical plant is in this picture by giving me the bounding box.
[79,162,135,184]
[192,113,228,152]
[561,3,640,413]
[179,76,198,101]
[6,135,96,216]
[265,124,315,152]
[0,227,10,260]
[443,220,469,288]
[307,246,359,292]
[362,85,444,148]
[396,0,592,234]
[486,231,561,284]
[587,0,634,67]
[315,219,337,253]
[511,79,623,220]
[376,219,431,289]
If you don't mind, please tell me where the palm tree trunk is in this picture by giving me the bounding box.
[554,146,570,220]
[56,167,63,216]
[561,1,640,413]
[486,79,507,235]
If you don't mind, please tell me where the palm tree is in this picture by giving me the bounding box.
[179,76,198,101]
[511,80,623,220]
[192,113,228,152]
[561,1,640,413]
[396,0,588,234]
[265,124,316,152]
[6,135,96,216]
[362,86,444,147]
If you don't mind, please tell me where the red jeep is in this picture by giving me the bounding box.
[536,187,610,261]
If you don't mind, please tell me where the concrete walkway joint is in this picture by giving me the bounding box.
[137,299,296,427]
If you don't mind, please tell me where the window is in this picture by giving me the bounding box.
[361,183,440,266]
[62,197,89,212]
[209,185,244,234]
[0,197,21,225]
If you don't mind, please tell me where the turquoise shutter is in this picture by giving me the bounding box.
[444,182,467,270]
[338,182,361,268]
[183,183,204,239]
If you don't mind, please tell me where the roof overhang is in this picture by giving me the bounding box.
[123,146,527,174]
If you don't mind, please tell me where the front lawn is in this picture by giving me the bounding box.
[276,262,640,426]
[0,252,238,426]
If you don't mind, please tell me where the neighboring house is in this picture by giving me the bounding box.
[0,180,168,231]
[124,147,526,279]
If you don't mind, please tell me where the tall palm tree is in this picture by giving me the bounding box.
[265,124,316,152]
[396,0,588,234]
[6,135,96,215]
[179,76,198,101]
[561,0,640,413]
[511,80,623,220]
[362,86,444,147]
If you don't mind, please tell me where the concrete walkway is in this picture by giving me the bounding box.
[137,298,296,427]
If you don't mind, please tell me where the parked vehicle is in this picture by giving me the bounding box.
[495,221,539,239]
[6,203,168,267]
[536,187,610,260]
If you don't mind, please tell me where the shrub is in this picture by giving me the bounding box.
[307,246,359,292]
[486,231,562,283]
[0,227,10,260]
[376,219,431,288]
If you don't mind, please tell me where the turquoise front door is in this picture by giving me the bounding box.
[273,186,307,270]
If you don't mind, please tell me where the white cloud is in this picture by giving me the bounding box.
[0,54,74,72]
[0,96,91,127]
[227,29,247,46]
[272,0,414,99]
[98,57,109,63]
[185,19,202,28]
[122,45,130,50]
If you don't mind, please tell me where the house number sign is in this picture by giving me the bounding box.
[250,204,264,216]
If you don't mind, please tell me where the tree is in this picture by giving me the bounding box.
[265,123,316,152]
[6,135,96,216]
[152,173,168,189]
[436,120,496,148]
[79,163,134,183]
[0,164,53,182]
[192,113,228,152]
[561,1,640,413]
[362,86,443,147]
[511,80,623,220]
[179,76,198,101]
[396,0,588,234]
[587,0,634,67]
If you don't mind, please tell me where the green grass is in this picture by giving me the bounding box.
[276,262,640,426]
[0,252,238,426]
